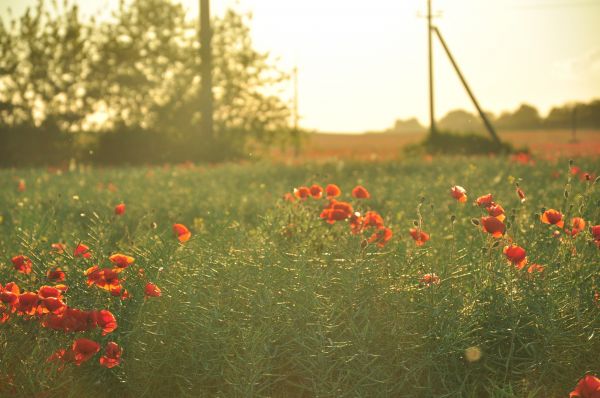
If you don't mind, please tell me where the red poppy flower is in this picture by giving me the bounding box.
[512,152,533,165]
[100,342,122,369]
[309,184,323,199]
[38,296,66,315]
[325,184,341,198]
[95,309,117,335]
[47,267,66,282]
[409,228,430,246]
[11,255,32,274]
[351,185,370,199]
[109,253,135,269]
[581,172,597,182]
[38,285,63,299]
[527,264,545,275]
[17,179,26,192]
[283,192,296,202]
[114,203,126,215]
[503,244,527,270]
[420,273,440,286]
[481,216,506,238]
[71,338,101,365]
[569,374,600,398]
[570,166,581,176]
[110,285,130,300]
[567,217,586,237]
[362,211,384,229]
[450,186,467,203]
[54,284,68,293]
[475,194,493,207]
[51,243,66,254]
[85,266,122,292]
[541,209,564,228]
[37,286,65,315]
[368,227,393,247]
[320,200,353,224]
[293,186,310,200]
[173,223,191,243]
[0,282,20,306]
[15,292,39,316]
[42,307,97,333]
[145,282,161,298]
[516,187,526,203]
[486,204,505,222]
[73,243,91,259]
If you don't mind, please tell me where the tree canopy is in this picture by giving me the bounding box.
[0,0,293,165]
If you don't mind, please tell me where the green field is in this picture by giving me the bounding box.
[1,157,599,397]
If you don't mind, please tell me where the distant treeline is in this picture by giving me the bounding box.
[389,100,600,134]
[0,0,294,167]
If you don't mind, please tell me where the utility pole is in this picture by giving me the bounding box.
[200,0,214,140]
[433,27,501,145]
[570,104,578,143]
[292,66,300,156]
[421,0,501,146]
[293,67,299,132]
[427,0,436,135]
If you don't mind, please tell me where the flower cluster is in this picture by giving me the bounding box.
[0,280,119,367]
[3,233,168,370]
[475,193,506,238]
[284,184,393,248]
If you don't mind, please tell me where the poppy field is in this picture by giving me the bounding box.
[1,156,599,397]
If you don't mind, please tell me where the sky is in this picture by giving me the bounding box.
[1,0,599,133]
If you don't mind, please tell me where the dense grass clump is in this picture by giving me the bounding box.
[0,157,599,397]
[405,131,516,155]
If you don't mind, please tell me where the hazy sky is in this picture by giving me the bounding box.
[2,0,599,132]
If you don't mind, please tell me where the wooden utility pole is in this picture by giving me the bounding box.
[293,66,299,132]
[292,66,300,156]
[427,0,436,135]
[423,0,500,146]
[570,104,578,143]
[200,0,213,140]
[433,27,501,145]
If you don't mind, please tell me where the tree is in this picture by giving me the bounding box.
[495,104,542,130]
[0,0,93,130]
[438,109,485,134]
[0,0,293,163]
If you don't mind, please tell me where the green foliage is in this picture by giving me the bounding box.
[0,0,293,164]
[405,130,515,155]
[0,1,93,130]
[495,104,543,130]
[545,100,600,130]
[421,99,600,135]
[0,157,599,397]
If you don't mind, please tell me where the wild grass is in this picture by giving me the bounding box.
[0,156,599,397]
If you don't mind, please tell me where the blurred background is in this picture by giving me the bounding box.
[1,0,599,166]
